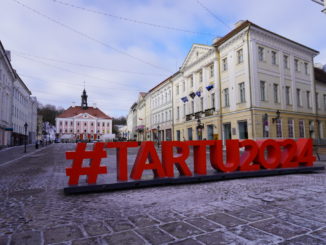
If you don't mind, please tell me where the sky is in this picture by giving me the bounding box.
[1,0,325,118]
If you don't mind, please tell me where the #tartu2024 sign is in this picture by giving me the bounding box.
[65,138,316,189]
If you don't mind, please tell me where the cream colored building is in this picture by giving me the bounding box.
[173,44,218,141]
[127,20,326,142]
[173,20,323,141]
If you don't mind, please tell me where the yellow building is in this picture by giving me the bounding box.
[173,20,325,141]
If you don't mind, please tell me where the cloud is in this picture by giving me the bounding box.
[1,0,325,118]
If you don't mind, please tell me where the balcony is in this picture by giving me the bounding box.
[204,108,215,117]
[186,114,194,121]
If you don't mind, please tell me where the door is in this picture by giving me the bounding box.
[238,121,248,139]
[223,123,231,140]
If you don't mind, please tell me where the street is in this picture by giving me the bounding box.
[0,143,326,245]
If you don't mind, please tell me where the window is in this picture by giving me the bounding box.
[191,101,194,113]
[199,70,203,83]
[210,64,214,77]
[283,55,289,69]
[65,121,67,125]
[285,86,291,105]
[273,84,279,103]
[258,47,264,61]
[307,91,311,108]
[260,81,266,101]
[288,119,294,138]
[102,122,105,126]
[97,123,100,126]
[239,82,246,103]
[304,62,309,75]
[271,51,277,65]
[70,121,73,126]
[295,59,299,72]
[200,97,204,111]
[107,122,110,127]
[316,93,319,109]
[299,120,305,137]
[77,122,80,126]
[84,122,87,126]
[59,121,62,126]
[222,58,228,71]
[211,93,215,108]
[190,76,194,87]
[237,49,243,64]
[296,88,301,106]
[65,129,67,133]
[224,88,229,107]
[276,119,282,138]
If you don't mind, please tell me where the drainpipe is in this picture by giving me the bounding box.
[246,25,255,139]
[216,49,223,140]
[171,78,175,140]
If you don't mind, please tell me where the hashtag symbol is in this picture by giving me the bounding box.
[66,142,107,185]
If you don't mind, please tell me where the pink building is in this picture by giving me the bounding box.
[56,89,112,141]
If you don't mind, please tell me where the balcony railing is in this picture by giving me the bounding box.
[205,108,215,117]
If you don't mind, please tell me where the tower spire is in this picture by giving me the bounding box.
[81,86,88,109]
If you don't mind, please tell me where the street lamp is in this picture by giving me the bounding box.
[24,122,28,153]
[272,110,281,123]
[196,118,204,140]
[157,125,160,147]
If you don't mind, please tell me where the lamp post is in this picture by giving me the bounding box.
[157,125,160,147]
[24,122,28,153]
[196,118,204,140]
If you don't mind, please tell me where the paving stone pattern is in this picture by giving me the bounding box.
[0,143,325,244]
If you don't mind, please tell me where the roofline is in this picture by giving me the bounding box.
[14,71,32,95]
[148,71,179,93]
[213,20,319,54]
[0,41,17,80]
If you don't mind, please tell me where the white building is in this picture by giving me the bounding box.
[0,43,15,147]
[0,41,38,147]
[56,89,113,142]
[149,75,175,141]
[12,73,38,145]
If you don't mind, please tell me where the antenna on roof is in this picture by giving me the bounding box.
[83,81,86,89]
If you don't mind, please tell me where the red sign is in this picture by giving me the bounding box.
[65,139,316,186]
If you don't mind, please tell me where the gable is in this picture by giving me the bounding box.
[74,113,96,119]
[181,44,214,70]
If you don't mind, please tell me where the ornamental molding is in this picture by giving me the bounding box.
[181,47,215,73]
[250,27,318,58]
[218,27,248,52]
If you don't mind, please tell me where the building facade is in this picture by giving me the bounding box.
[127,20,326,142]
[0,45,15,146]
[0,41,38,147]
[56,89,112,142]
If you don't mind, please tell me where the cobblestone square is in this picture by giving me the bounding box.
[0,143,325,244]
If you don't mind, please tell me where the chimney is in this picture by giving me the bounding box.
[234,20,245,29]
[5,50,11,62]
[212,37,222,45]
[72,102,75,107]
[93,103,97,109]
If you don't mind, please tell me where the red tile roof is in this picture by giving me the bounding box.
[57,106,112,119]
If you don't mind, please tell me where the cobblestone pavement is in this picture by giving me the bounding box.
[0,143,51,165]
[0,143,325,245]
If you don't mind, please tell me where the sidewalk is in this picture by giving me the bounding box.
[0,144,52,166]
